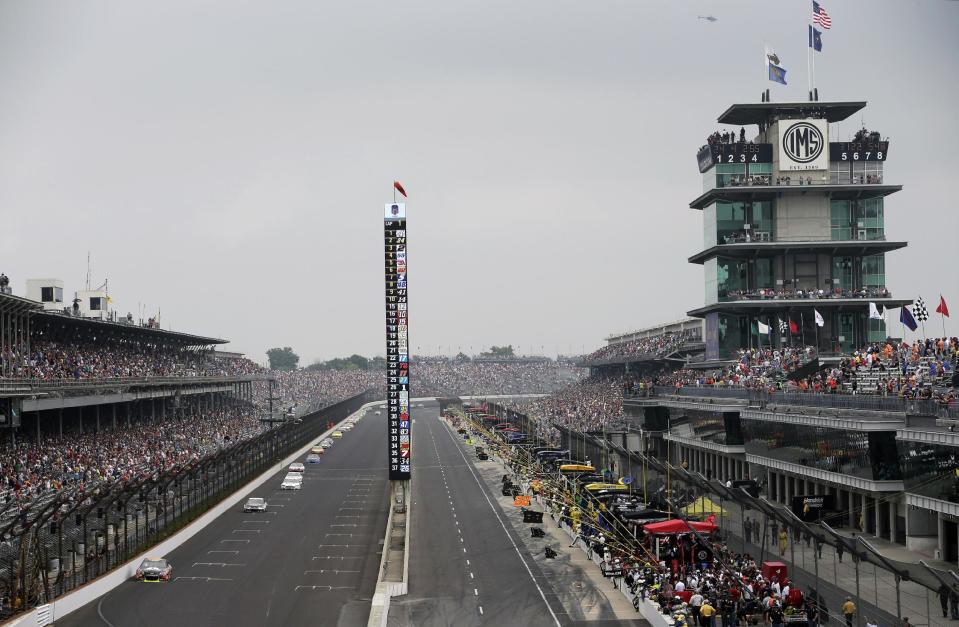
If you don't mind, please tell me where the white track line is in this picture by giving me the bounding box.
[441,421,561,627]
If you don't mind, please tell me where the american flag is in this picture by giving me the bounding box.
[812,1,832,29]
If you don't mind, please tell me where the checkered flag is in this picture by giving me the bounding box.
[778,318,788,334]
[913,296,929,323]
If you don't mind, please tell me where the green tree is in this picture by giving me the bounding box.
[266,347,299,371]
[481,345,515,358]
[306,354,376,371]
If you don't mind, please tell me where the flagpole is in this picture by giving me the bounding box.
[919,298,926,338]
[898,309,905,392]
[807,22,813,100]
[942,299,947,338]
[814,313,819,352]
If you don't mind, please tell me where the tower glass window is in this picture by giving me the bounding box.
[831,199,884,240]
[861,254,885,288]
[832,256,854,291]
[704,258,718,304]
[715,257,748,300]
[713,201,774,244]
[703,163,747,192]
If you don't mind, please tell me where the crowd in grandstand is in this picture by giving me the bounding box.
[1,341,262,380]
[584,332,694,364]
[503,338,957,442]
[410,359,582,397]
[0,405,262,508]
[508,375,625,445]
[643,338,957,401]
[254,369,381,415]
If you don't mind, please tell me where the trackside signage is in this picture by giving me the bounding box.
[778,118,828,171]
[384,203,412,480]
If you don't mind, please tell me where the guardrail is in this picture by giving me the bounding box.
[0,391,370,623]
[368,480,409,627]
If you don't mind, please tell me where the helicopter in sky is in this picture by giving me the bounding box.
[697,15,718,22]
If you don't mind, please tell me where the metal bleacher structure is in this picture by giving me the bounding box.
[1,292,265,427]
[0,290,282,618]
[580,318,706,372]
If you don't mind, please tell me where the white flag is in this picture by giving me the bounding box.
[869,302,883,320]
[758,321,770,335]
[814,309,824,327]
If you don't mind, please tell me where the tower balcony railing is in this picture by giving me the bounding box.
[719,286,891,302]
[716,174,884,188]
[720,231,887,245]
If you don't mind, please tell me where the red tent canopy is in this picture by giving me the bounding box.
[643,516,718,535]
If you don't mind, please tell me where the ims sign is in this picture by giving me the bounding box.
[778,118,829,171]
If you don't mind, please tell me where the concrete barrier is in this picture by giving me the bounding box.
[555,518,675,627]
[5,400,382,627]
[366,473,411,626]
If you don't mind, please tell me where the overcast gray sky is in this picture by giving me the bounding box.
[1,1,956,364]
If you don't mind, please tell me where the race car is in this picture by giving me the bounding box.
[331,431,344,439]
[288,462,305,473]
[135,557,172,582]
[281,474,303,490]
[306,454,322,464]
[243,497,268,512]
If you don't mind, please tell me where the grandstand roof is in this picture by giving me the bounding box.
[716,101,867,126]
[32,310,228,346]
[0,292,43,315]
[605,318,703,343]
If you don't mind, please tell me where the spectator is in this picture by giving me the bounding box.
[841,597,856,627]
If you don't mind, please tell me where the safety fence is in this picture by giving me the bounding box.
[0,391,370,620]
[555,424,959,627]
[475,398,959,626]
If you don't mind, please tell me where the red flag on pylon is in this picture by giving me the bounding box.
[393,181,407,198]
[789,319,799,334]
[936,295,950,317]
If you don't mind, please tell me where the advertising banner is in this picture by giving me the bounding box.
[779,118,829,171]
[384,203,411,480]
[791,494,836,522]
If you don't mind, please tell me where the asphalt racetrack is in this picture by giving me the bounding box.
[60,407,390,627]
[390,409,563,627]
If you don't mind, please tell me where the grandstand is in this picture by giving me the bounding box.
[582,318,704,373]
[0,284,387,620]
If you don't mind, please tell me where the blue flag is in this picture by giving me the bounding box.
[808,25,822,52]
[768,64,787,85]
[900,306,918,331]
